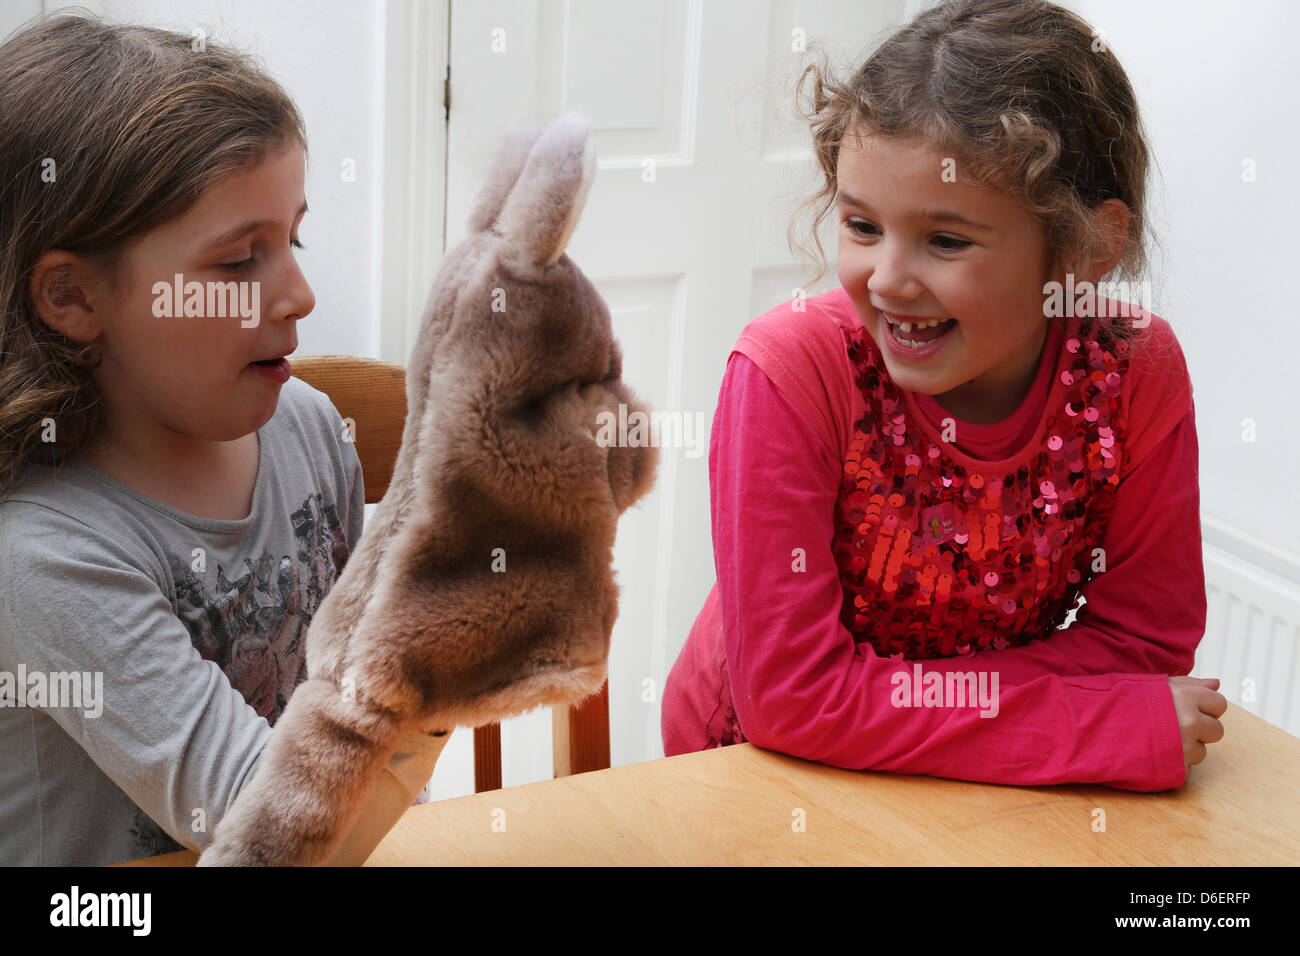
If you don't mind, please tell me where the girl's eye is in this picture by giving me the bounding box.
[220,239,306,274]
[933,235,971,252]
[845,218,878,238]
[844,218,971,252]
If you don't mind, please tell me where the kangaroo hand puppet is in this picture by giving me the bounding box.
[198,113,658,866]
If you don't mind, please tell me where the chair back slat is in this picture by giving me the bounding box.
[292,355,406,504]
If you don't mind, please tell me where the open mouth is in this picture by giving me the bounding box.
[883,313,957,350]
[247,356,292,383]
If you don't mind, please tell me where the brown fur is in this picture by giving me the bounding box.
[197,114,658,866]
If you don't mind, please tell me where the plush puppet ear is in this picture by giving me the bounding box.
[466,122,544,234]
[495,111,597,266]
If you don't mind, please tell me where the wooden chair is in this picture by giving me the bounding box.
[291,355,611,791]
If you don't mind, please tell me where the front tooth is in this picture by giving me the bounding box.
[899,321,914,333]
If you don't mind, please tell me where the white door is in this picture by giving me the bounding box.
[444,0,933,787]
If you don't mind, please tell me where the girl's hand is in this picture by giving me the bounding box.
[1168,676,1227,770]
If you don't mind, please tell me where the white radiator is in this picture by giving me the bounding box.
[1199,514,1300,738]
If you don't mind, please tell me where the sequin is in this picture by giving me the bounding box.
[832,318,1127,660]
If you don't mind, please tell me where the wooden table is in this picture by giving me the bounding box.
[124,705,1298,866]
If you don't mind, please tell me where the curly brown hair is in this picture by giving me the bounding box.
[0,8,307,503]
[787,0,1164,344]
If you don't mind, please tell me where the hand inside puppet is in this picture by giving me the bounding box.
[198,112,658,866]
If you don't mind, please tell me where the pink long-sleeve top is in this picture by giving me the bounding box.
[662,286,1204,791]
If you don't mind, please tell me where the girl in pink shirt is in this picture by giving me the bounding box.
[662,0,1226,791]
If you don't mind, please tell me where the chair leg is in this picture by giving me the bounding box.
[473,723,502,792]
[553,680,610,778]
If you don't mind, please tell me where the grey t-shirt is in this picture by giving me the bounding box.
[0,375,364,865]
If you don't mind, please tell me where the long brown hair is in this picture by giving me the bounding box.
[789,0,1164,345]
[0,9,308,503]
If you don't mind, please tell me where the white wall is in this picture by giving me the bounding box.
[1068,0,1300,577]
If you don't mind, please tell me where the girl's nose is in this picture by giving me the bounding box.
[866,241,923,301]
[276,257,316,323]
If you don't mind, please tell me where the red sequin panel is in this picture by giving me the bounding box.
[833,322,1129,660]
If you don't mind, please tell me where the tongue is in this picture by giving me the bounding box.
[899,319,953,343]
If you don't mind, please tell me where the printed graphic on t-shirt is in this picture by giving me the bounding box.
[169,492,351,725]
[128,802,182,860]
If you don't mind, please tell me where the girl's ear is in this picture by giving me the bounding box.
[466,122,544,234]
[494,112,596,266]
[27,252,103,343]
[1093,198,1131,274]
[1062,199,1132,286]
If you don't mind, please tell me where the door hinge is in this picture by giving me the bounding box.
[443,65,450,121]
